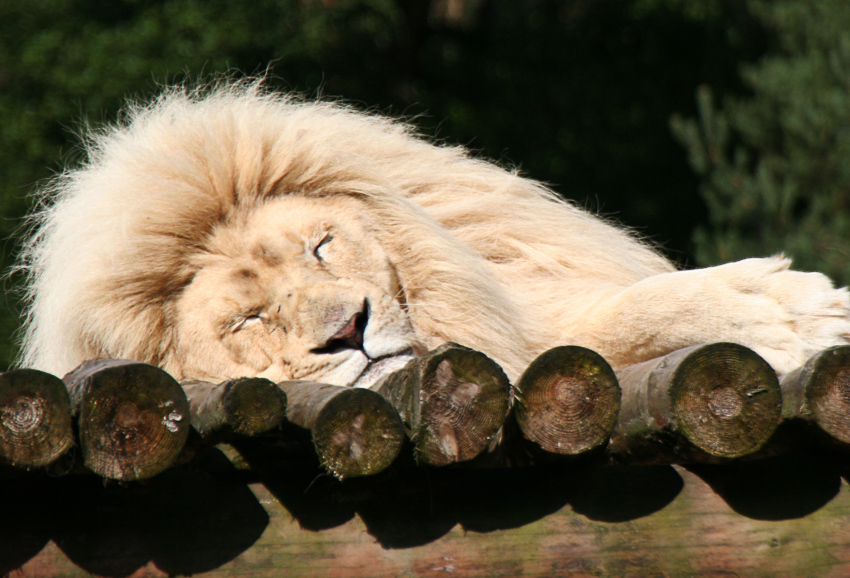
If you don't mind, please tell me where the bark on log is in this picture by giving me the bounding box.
[277,380,404,479]
[63,359,190,481]
[183,378,287,439]
[0,369,74,468]
[780,345,850,444]
[609,343,782,464]
[513,346,620,455]
[374,343,511,466]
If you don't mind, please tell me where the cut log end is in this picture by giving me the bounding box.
[223,377,288,436]
[0,370,74,468]
[671,343,781,458]
[413,344,511,466]
[515,346,620,455]
[313,388,404,479]
[67,361,190,481]
[801,345,850,443]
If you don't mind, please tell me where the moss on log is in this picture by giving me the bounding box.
[183,378,287,439]
[610,343,782,464]
[277,381,404,479]
[0,369,74,468]
[63,359,190,481]
[780,345,850,444]
[514,346,620,455]
[375,343,511,466]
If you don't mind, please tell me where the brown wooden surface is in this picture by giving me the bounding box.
[376,342,511,466]
[0,369,73,469]
[611,343,782,464]
[278,381,405,479]
[6,441,850,578]
[183,378,287,439]
[62,359,190,481]
[514,346,620,456]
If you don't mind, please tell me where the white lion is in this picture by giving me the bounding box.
[17,82,850,387]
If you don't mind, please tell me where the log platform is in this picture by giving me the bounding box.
[3,343,850,576]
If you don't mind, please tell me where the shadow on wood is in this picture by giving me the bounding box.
[35,448,268,577]
[233,435,684,549]
[687,450,843,521]
[8,447,850,577]
[564,464,684,522]
[0,475,52,576]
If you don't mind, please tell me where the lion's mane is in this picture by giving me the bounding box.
[19,82,673,380]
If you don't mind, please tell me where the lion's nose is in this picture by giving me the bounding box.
[312,300,369,354]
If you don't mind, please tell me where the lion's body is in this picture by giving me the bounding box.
[19,83,850,384]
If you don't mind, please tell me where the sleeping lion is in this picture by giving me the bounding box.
[18,82,850,388]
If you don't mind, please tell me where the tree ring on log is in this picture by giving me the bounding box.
[313,388,404,479]
[671,343,781,458]
[3,395,45,433]
[515,346,621,455]
[803,346,850,443]
[0,369,74,468]
[707,388,744,419]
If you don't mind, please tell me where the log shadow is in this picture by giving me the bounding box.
[232,431,360,532]
[51,447,269,577]
[687,450,843,520]
[353,466,459,548]
[237,435,573,548]
[237,435,459,546]
[252,461,569,549]
[243,429,683,549]
[357,461,682,544]
[564,463,684,523]
[0,474,52,576]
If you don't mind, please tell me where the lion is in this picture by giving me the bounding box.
[17,82,850,388]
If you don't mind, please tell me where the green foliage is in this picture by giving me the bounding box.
[672,0,850,285]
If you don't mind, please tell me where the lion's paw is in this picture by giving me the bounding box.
[721,257,850,376]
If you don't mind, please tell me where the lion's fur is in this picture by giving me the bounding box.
[21,81,847,382]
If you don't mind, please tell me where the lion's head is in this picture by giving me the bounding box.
[172,194,417,387]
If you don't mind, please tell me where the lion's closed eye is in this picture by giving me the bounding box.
[232,314,264,332]
[313,233,333,263]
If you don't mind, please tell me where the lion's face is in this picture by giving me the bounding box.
[169,195,419,387]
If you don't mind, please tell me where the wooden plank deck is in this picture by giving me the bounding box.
[6,442,850,578]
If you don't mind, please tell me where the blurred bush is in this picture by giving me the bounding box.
[673,0,850,285]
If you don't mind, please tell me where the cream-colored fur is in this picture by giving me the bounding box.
[18,82,850,385]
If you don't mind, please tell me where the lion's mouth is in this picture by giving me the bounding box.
[350,350,415,389]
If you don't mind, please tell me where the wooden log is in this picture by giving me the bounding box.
[277,380,404,479]
[183,378,287,439]
[374,343,511,466]
[780,345,850,444]
[63,359,191,481]
[609,342,782,464]
[513,346,620,456]
[0,369,74,468]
